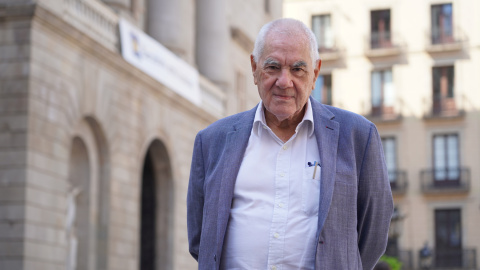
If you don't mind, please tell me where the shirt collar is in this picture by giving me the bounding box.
[253,99,315,137]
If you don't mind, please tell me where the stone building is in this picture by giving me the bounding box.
[0,0,282,269]
[284,0,480,269]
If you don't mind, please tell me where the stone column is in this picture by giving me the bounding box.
[196,0,230,89]
[146,0,196,64]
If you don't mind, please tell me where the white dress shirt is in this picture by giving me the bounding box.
[220,99,321,270]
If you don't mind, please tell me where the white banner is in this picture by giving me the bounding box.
[119,19,201,105]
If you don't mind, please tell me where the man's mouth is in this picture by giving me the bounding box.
[273,94,293,100]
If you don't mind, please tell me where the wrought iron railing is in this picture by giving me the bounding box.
[365,31,404,56]
[363,98,404,122]
[423,95,468,119]
[398,250,414,270]
[420,167,470,193]
[370,31,393,49]
[388,170,408,194]
[426,27,467,52]
[430,27,467,46]
[418,248,477,269]
[317,38,343,61]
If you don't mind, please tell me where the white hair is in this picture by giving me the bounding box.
[252,18,320,65]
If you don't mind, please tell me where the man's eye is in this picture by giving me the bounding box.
[292,68,305,73]
[266,65,279,70]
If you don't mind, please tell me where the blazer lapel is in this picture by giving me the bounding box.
[311,99,340,233]
[216,107,256,257]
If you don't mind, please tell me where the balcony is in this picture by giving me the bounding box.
[317,40,343,62]
[389,170,408,195]
[426,27,467,53]
[423,96,465,120]
[365,31,404,58]
[420,167,470,194]
[363,99,403,123]
[419,248,477,269]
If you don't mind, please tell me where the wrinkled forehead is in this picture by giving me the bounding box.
[261,30,311,64]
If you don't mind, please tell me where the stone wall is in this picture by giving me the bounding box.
[0,6,32,269]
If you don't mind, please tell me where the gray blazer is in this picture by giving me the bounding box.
[187,97,393,270]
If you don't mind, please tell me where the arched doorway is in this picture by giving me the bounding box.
[140,139,174,270]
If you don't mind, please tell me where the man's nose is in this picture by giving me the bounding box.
[275,69,293,89]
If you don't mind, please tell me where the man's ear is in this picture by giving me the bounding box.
[251,55,258,85]
[312,59,322,87]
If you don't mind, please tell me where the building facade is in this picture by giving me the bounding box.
[0,0,282,269]
[285,0,480,269]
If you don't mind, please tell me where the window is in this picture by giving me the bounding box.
[432,66,455,114]
[433,134,459,185]
[435,209,462,267]
[371,9,391,49]
[371,69,394,116]
[312,74,332,105]
[381,137,397,184]
[431,3,453,44]
[312,14,333,52]
[264,0,270,14]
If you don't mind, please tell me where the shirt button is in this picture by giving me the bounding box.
[278,203,284,208]
[274,233,280,238]
[279,172,285,177]
[282,145,288,150]
[271,266,277,270]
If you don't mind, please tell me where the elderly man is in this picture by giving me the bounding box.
[187,18,393,270]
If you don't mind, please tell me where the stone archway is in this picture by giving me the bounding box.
[84,117,110,270]
[140,139,174,270]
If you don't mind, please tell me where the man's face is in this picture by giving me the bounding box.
[251,32,321,122]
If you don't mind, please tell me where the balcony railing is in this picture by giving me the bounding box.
[419,248,477,269]
[363,99,403,123]
[389,170,408,195]
[398,250,414,270]
[423,96,465,119]
[365,31,404,57]
[370,31,393,49]
[420,167,470,194]
[317,40,343,62]
[426,27,467,53]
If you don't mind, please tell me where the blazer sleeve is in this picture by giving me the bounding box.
[187,133,206,261]
[357,124,394,269]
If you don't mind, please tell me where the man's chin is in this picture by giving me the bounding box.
[270,111,298,122]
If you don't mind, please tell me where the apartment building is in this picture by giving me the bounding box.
[285,0,480,269]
